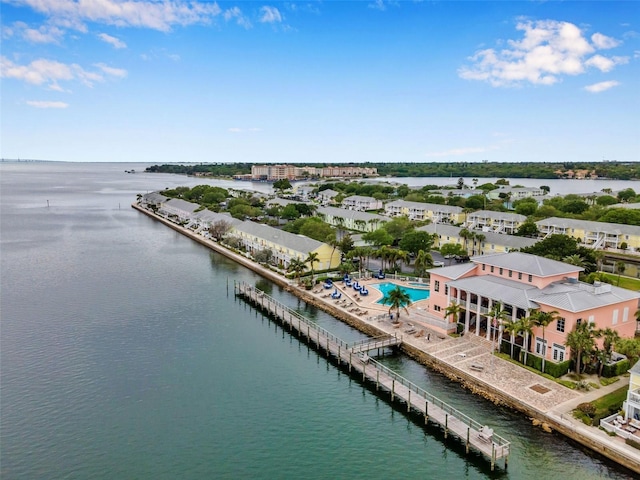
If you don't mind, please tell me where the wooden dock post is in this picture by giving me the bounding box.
[338,345,341,363]
[445,414,449,439]
[349,352,352,372]
[466,427,470,454]
[376,371,379,390]
[491,444,496,471]
[407,391,411,413]
[362,363,366,381]
[391,380,395,402]
[425,401,429,424]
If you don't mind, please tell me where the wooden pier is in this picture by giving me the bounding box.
[236,281,510,470]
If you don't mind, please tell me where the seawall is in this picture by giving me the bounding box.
[132,203,640,475]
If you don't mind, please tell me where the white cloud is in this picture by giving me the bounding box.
[584,80,620,93]
[26,100,69,108]
[585,54,629,72]
[224,6,252,29]
[368,0,386,11]
[459,20,626,87]
[260,6,282,23]
[18,0,222,32]
[98,33,126,49]
[228,127,261,133]
[1,56,125,89]
[5,21,64,43]
[94,63,127,78]
[591,32,620,49]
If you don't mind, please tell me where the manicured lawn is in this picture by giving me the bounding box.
[600,273,640,291]
[592,386,629,416]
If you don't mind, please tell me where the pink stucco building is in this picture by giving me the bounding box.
[427,252,640,364]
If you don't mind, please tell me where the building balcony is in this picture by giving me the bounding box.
[629,390,640,405]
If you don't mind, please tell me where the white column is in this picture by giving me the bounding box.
[486,299,492,341]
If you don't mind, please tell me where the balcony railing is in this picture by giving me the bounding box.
[629,390,640,405]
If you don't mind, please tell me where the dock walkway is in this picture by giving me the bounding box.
[236,281,510,470]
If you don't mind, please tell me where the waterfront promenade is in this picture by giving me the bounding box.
[132,203,640,474]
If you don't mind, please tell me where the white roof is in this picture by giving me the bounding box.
[447,275,541,310]
[535,217,640,236]
[467,210,526,222]
[163,198,200,213]
[233,221,325,254]
[385,200,463,213]
[446,274,640,313]
[419,224,537,249]
[472,252,583,277]
[428,262,476,280]
[318,206,386,223]
[530,281,640,313]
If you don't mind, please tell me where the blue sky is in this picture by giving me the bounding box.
[1,1,639,163]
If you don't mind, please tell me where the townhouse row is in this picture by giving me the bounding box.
[141,194,340,273]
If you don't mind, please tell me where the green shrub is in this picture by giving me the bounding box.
[602,359,630,378]
[600,377,620,386]
[544,359,571,378]
[525,353,543,371]
[577,402,596,415]
[558,380,577,389]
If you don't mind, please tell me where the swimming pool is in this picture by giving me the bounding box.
[371,282,430,305]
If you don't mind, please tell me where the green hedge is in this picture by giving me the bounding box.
[602,359,630,378]
[545,359,571,378]
[524,353,543,371]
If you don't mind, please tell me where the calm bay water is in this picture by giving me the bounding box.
[1,162,636,479]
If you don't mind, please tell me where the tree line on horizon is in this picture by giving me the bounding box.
[146,161,640,180]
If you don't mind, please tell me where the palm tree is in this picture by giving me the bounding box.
[326,234,340,271]
[488,302,509,353]
[459,228,472,255]
[562,254,584,267]
[516,315,536,366]
[473,233,485,255]
[413,249,433,278]
[530,309,559,373]
[288,258,307,285]
[305,251,320,283]
[597,327,620,363]
[565,321,597,377]
[377,246,393,272]
[444,301,464,328]
[381,286,412,322]
[502,317,519,360]
[593,250,605,272]
[392,249,410,273]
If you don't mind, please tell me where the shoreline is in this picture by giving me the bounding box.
[132,202,640,475]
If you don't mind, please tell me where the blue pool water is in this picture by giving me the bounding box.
[372,282,430,304]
